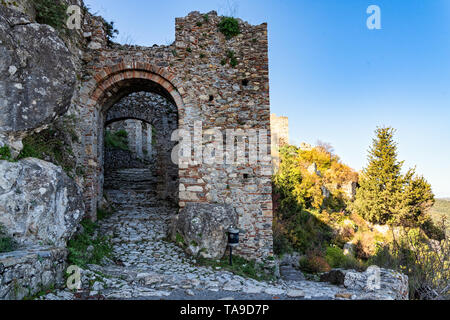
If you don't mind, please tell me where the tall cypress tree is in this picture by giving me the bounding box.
[353,127,404,224]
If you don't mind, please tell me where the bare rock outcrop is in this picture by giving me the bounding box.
[0,4,76,153]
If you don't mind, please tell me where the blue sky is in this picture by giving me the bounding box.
[84,0,450,198]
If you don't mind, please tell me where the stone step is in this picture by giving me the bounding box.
[280,265,305,282]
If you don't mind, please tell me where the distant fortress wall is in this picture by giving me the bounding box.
[270,114,289,172]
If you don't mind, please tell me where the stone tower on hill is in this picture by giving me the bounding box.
[270,114,289,172]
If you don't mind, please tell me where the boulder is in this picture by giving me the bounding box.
[0,158,85,247]
[170,203,238,259]
[0,5,76,153]
[320,269,347,285]
[320,266,409,300]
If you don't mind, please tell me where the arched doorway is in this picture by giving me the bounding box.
[102,92,179,211]
[80,63,185,219]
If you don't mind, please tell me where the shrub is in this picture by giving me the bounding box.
[229,56,238,67]
[299,247,331,274]
[218,17,240,39]
[97,208,114,221]
[273,199,333,254]
[103,20,119,44]
[370,228,449,300]
[422,216,447,241]
[221,49,238,68]
[104,130,129,151]
[349,212,369,231]
[325,246,347,268]
[175,233,186,246]
[299,255,331,274]
[34,0,68,31]
[325,245,366,271]
[274,144,356,213]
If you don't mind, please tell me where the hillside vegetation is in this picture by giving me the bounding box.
[430,199,450,235]
[273,127,449,300]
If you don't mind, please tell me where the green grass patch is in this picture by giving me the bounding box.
[0,145,14,162]
[67,219,113,268]
[175,233,186,247]
[23,284,56,301]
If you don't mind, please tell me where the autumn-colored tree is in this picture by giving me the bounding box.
[274,143,358,212]
[273,143,358,253]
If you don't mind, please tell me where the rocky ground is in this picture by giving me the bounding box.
[41,168,406,301]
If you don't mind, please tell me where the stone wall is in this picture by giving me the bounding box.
[0,246,67,300]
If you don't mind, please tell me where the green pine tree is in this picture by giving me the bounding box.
[396,168,435,228]
[353,127,404,224]
[353,127,435,227]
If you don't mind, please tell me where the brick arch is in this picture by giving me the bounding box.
[81,62,185,219]
[86,62,186,113]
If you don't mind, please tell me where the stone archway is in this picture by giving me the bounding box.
[103,91,179,205]
[79,62,186,219]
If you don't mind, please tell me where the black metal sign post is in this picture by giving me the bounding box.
[229,246,233,266]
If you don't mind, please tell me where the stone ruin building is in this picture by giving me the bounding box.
[0,0,274,298]
[270,114,289,172]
